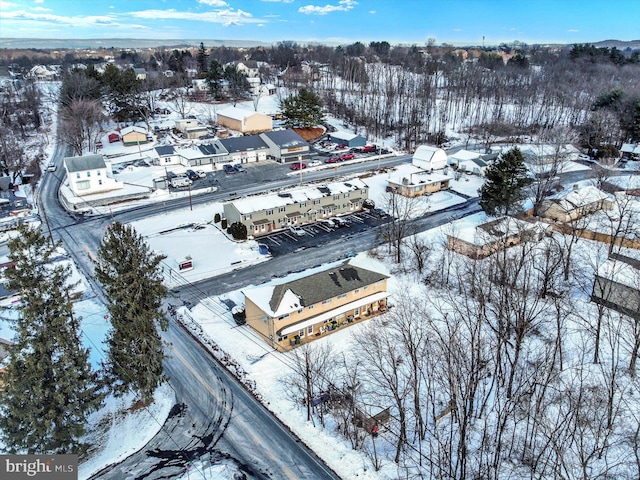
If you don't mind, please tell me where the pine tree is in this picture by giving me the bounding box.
[479,147,532,217]
[282,88,324,128]
[94,222,168,404]
[0,225,102,454]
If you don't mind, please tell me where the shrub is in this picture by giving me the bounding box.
[228,221,248,240]
[214,213,221,223]
[221,218,228,229]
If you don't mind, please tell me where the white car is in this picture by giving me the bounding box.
[196,170,207,178]
[289,225,306,236]
[308,160,322,167]
[46,163,56,172]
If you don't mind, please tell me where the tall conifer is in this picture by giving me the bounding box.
[0,225,101,454]
[94,222,168,404]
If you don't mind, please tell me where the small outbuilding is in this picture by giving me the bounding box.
[108,132,121,143]
[120,126,148,146]
[413,145,447,171]
[327,131,366,148]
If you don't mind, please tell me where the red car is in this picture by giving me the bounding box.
[290,162,307,170]
[339,153,355,161]
[325,157,341,163]
[359,145,376,153]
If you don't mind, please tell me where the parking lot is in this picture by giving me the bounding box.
[258,209,391,256]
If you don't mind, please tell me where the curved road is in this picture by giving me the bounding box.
[40,143,341,479]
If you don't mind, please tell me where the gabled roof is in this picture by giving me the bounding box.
[260,129,308,149]
[120,126,147,135]
[330,131,362,141]
[220,135,268,153]
[551,185,610,210]
[64,154,106,173]
[155,146,175,156]
[198,141,228,156]
[243,260,389,317]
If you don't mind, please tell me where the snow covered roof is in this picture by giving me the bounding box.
[242,260,389,318]
[229,178,368,214]
[388,171,451,185]
[452,215,546,245]
[448,149,482,162]
[329,131,360,141]
[120,126,147,135]
[551,185,610,209]
[260,129,308,149]
[621,143,640,154]
[217,107,264,122]
[64,154,106,173]
[598,257,640,289]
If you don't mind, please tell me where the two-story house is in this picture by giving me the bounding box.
[64,154,123,196]
[242,260,390,351]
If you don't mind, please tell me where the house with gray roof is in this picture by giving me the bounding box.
[152,145,181,166]
[63,154,123,196]
[242,260,390,350]
[259,129,310,163]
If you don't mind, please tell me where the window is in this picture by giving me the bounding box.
[300,202,306,208]
[355,289,360,294]
[277,313,290,320]
[76,180,90,190]
[307,325,313,334]
[322,298,332,304]
[364,285,369,290]
[266,209,274,215]
[277,334,289,342]
[86,171,91,177]
[297,308,303,314]
[279,207,286,213]
[354,307,360,316]
[97,171,101,176]
[313,199,320,205]
[98,180,103,185]
[76,173,80,179]
[343,192,350,198]
[307,305,314,310]
[298,329,305,338]
[333,194,340,200]
[338,293,347,299]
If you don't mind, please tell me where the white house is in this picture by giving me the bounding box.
[412,145,447,171]
[448,150,489,176]
[64,154,123,196]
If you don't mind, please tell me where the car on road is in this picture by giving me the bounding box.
[289,225,306,236]
[339,153,355,161]
[186,169,200,181]
[223,164,236,174]
[308,160,322,167]
[290,162,307,170]
[234,164,247,173]
[46,162,56,172]
[325,157,341,163]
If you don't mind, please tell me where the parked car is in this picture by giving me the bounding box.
[372,208,387,217]
[290,162,307,170]
[186,169,200,181]
[359,145,376,153]
[333,216,350,227]
[196,169,207,178]
[317,218,336,229]
[289,225,306,236]
[171,176,192,188]
[223,164,236,174]
[46,162,56,172]
[166,170,178,180]
[233,164,247,173]
[339,153,355,161]
[308,160,322,167]
[325,157,341,163]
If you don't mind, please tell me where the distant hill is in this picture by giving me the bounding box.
[592,39,640,50]
[0,38,275,49]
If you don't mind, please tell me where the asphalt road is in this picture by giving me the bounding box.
[40,143,342,480]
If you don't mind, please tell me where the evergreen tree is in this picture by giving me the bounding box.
[282,88,324,128]
[196,42,209,75]
[0,225,102,454]
[479,147,531,216]
[205,59,225,100]
[94,222,168,404]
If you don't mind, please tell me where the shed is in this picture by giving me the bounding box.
[328,131,366,148]
[108,132,121,143]
[120,126,148,146]
[413,145,447,171]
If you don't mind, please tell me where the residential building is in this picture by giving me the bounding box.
[133,68,147,81]
[259,129,310,163]
[447,150,490,176]
[219,136,269,164]
[387,171,451,197]
[592,253,640,320]
[518,144,581,165]
[621,143,640,160]
[327,131,366,148]
[446,215,551,259]
[152,146,181,166]
[412,145,448,171]
[217,107,273,134]
[120,126,148,146]
[64,154,123,196]
[539,185,613,222]
[175,118,199,133]
[223,178,369,237]
[242,260,390,351]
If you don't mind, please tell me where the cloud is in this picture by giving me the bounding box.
[198,0,228,6]
[261,0,294,3]
[0,9,149,29]
[369,10,376,14]
[32,6,52,12]
[568,29,579,33]
[129,8,263,27]
[0,1,18,9]
[299,0,358,15]
[34,0,43,3]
